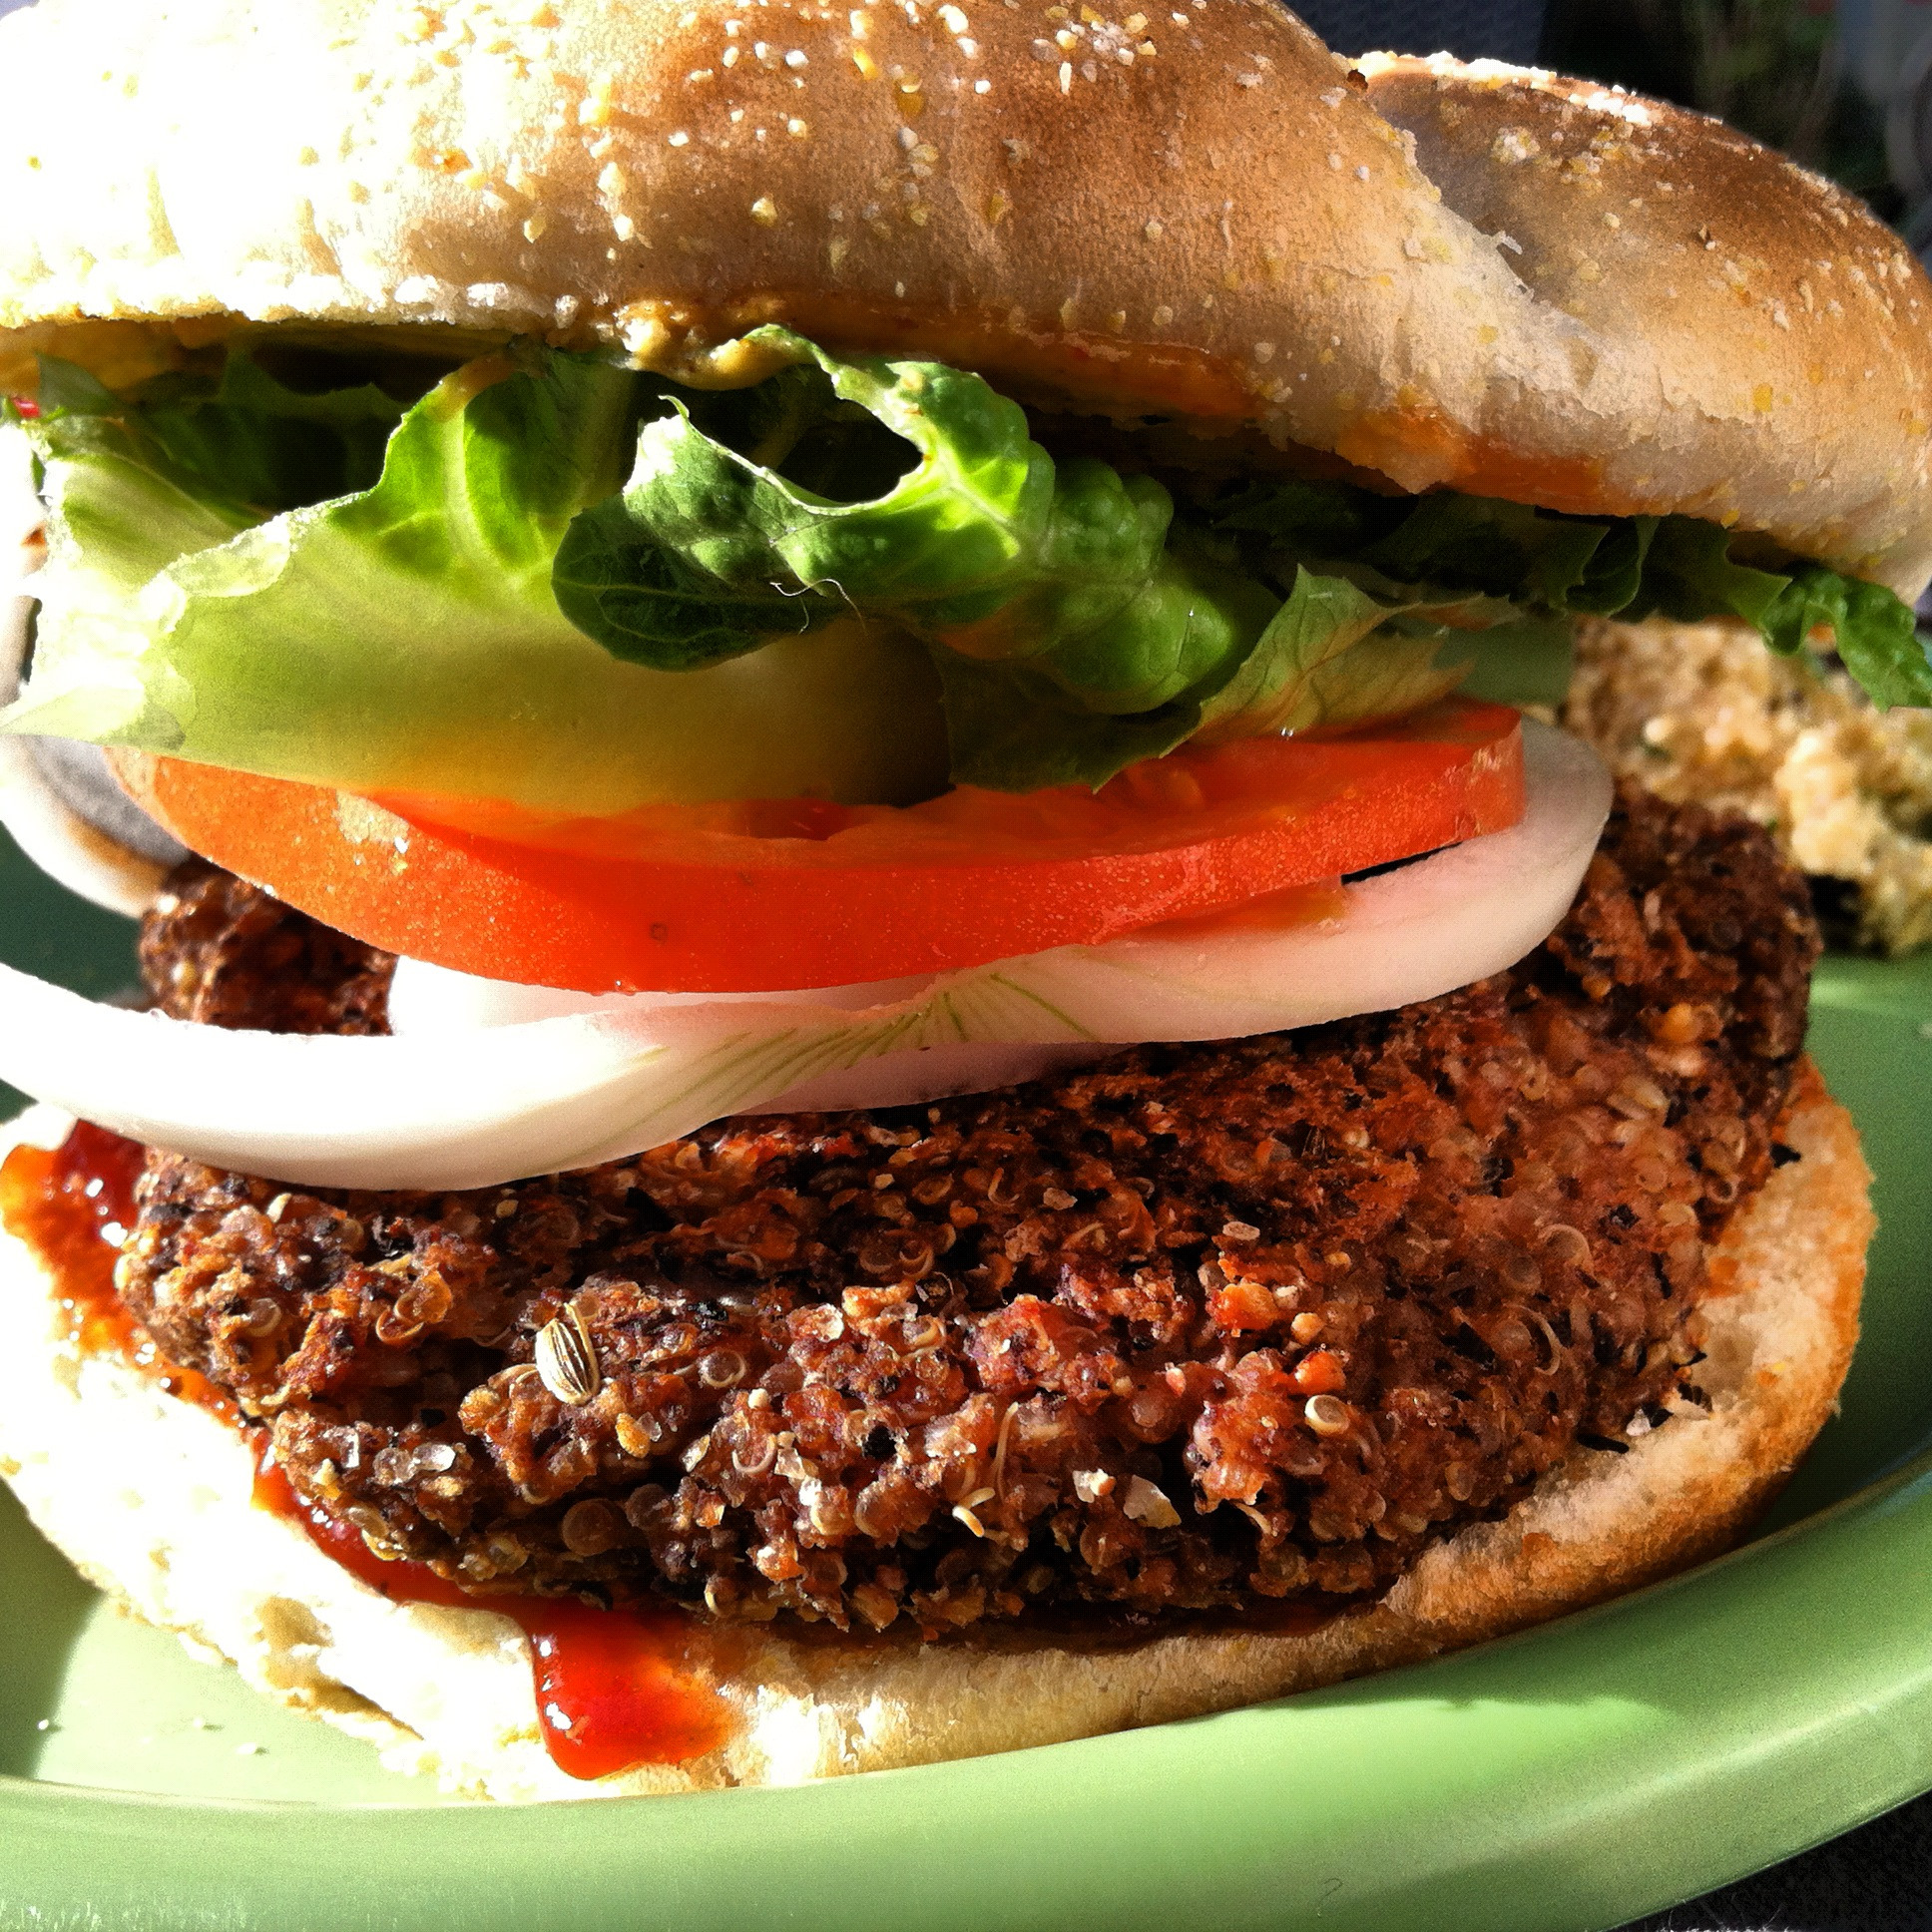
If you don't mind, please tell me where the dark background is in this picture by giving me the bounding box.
[1302,0,1917,233]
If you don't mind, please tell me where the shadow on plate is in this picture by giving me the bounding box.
[0,823,142,1117]
[1756,966,1932,1529]
[0,1483,100,1777]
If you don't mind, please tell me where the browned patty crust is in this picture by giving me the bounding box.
[118,787,1819,1638]
[139,861,393,1037]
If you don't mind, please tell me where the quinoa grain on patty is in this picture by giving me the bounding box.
[118,788,1818,1638]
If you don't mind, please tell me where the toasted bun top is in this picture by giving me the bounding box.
[2,3,1929,594]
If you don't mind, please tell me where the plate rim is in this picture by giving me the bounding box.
[4,1439,1932,1932]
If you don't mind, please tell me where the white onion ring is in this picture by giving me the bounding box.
[0,689,175,919]
[0,431,177,917]
[0,722,1610,1189]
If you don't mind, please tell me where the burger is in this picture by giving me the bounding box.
[0,0,1910,1799]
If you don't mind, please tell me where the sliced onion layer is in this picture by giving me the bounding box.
[3,547,179,917]
[4,424,179,916]
[0,723,1610,1190]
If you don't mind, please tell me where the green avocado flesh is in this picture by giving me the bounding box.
[4,330,1927,813]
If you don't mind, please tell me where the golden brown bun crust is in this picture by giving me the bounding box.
[0,5,1929,592]
[0,1066,1869,1797]
[1357,55,1932,591]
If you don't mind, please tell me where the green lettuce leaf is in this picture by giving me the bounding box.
[554,334,1060,666]
[1194,570,1471,743]
[1614,518,1932,705]
[556,324,1297,719]
[556,327,1348,784]
[1451,616,1577,712]
[1214,477,1931,714]
[133,355,406,513]
[1763,567,1932,708]
[927,655,1209,791]
[12,326,1927,816]
[1355,494,1609,610]
[5,349,950,811]
[554,329,1282,704]
[1210,474,1386,555]
[6,362,264,748]
[1616,515,1788,630]
[21,338,1508,800]
[937,568,1484,788]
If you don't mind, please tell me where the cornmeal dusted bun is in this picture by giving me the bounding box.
[2,3,1930,591]
[0,1070,1869,1798]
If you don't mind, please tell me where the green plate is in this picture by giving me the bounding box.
[3,824,1930,1932]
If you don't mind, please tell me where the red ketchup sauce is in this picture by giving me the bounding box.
[0,1123,731,1779]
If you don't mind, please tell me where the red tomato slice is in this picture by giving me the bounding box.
[113,699,1524,994]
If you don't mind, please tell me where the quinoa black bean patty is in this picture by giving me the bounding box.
[115,787,1818,1639]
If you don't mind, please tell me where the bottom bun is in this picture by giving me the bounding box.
[0,1067,1869,1801]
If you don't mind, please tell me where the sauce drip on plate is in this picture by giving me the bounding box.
[1,1123,731,1779]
